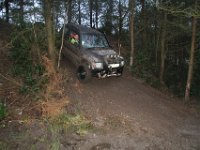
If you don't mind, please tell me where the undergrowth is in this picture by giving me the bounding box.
[58,113,93,135]
[10,26,47,101]
[0,102,6,120]
[49,113,93,136]
[131,50,160,89]
[43,113,93,150]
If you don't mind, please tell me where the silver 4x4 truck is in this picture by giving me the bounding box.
[62,23,125,82]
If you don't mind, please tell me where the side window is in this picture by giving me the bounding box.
[68,31,79,47]
[65,28,79,46]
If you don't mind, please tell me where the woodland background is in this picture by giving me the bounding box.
[0,0,199,102]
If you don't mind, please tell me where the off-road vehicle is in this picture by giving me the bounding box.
[62,23,125,82]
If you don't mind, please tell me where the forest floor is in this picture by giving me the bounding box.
[1,20,200,150]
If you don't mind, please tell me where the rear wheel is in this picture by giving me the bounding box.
[76,64,91,83]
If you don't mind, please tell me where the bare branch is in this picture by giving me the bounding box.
[158,4,200,17]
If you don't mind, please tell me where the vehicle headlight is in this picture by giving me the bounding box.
[121,60,125,66]
[94,62,104,69]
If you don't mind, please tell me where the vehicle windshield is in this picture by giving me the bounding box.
[81,33,109,49]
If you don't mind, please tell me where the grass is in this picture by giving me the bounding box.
[50,113,93,136]
[49,129,60,150]
[0,141,9,150]
[43,113,94,150]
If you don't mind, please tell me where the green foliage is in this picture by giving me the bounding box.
[0,102,6,120]
[131,49,160,88]
[10,26,47,100]
[131,52,150,79]
[0,141,9,150]
[131,0,199,99]
[191,35,200,97]
[165,64,188,97]
[43,113,93,150]
[51,113,93,136]
[48,125,61,150]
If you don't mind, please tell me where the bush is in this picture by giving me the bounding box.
[10,26,47,100]
[0,102,6,120]
[131,48,160,88]
[190,34,200,97]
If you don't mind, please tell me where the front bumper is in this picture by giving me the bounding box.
[91,64,124,78]
[89,54,125,78]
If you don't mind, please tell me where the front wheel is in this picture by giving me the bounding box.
[76,65,92,83]
[117,67,124,76]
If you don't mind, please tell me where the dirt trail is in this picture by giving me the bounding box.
[64,61,200,150]
[1,57,200,150]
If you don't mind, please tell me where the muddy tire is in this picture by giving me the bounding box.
[116,67,123,77]
[76,64,92,83]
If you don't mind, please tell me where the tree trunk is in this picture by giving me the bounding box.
[185,15,197,101]
[95,0,99,29]
[118,0,122,36]
[67,0,72,23]
[155,8,160,70]
[19,0,24,25]
[129,0,135,66]
[140,0,147,49]
[78,0,81,25]
[44,0,56,66]
[31,0,41,62]
[52,3,57,52]
[4,0,9,22]
[159,13,167,84]
[105,0,113,34]
[89,0,93,28]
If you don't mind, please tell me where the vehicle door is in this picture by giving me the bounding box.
[63,28,81,66]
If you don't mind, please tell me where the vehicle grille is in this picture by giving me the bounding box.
[105,57,118,64]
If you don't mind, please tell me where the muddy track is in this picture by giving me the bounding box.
[62,60,200,150]
[0,59,200,150]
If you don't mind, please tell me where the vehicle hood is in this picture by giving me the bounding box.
[83,49,117,62]
[90,49,116,56]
